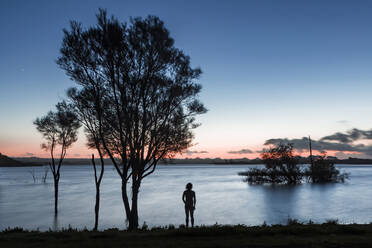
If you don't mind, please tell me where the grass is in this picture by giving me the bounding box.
[2,222,372,247]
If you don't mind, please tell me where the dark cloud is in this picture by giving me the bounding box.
[265,137,365,152]
[74,153,81,157]
[185,150,208,155]
[321,132,354,143]
[227,149,254,154]
[264,128,372,158]
[321,128,372,143]
[24,152,34,157]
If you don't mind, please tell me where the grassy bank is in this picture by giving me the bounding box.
[2,222,372,248]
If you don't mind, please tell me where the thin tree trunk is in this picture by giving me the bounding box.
[121,179,131,222]
[92,153,104,231]
[94,185,100,231]
[54,177,59,216]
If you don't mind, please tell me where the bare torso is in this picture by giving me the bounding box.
[183,190,195,208]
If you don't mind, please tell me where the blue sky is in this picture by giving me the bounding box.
[1,0,372,158]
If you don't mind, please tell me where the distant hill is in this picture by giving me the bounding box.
[6,155,372,166]
[0,153,26,167]
[14,157,116,166]
[0,153,43,167]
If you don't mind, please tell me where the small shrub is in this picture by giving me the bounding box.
[140,222,148,231]
[325,219,339,225]
[3,227,26,233]
[306,154,349,183]
[62,225,77,232]
[287,218,302,225]
[150,226,164,231]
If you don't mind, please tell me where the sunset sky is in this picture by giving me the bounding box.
[1,0,372,159]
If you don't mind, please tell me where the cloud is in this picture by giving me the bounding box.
[264,137,365,152]
[24,152,34,157]
[184,150,208,155]
[321,128,372,143]
[337,120,350,124]
[227,149,254,154]
[74,153,81,157]
[255,149,265,153]
[264,128,372,158]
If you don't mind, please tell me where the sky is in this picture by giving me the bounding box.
[1,0,372,159]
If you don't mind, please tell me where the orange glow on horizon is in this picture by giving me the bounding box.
[0,141,365,160]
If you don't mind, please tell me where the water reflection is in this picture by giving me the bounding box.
[260,184,301,224]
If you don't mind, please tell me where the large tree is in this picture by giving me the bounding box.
[58,10,206,230]
[34,102,80,215]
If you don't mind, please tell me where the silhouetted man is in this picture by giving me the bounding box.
[182,182,196,227]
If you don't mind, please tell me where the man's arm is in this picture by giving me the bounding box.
[193,191,196,207]
[182,191,186,204]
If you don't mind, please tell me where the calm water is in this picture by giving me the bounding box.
[0,164,371,230]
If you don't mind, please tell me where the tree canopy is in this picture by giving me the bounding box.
[34,101,80,215]
[34,102,80,162]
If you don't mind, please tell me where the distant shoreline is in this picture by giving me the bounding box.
[2,156,372,167]
[2,152,372,167]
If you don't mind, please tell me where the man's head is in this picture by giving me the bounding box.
[186,182,193,190]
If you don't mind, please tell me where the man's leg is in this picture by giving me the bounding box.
[190,208,194,227]
[185,207,189,227]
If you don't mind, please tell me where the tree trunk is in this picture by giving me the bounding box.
[121,179,131,222]
[54,177,59,216]
[93,185,100,231]
[128,181,140,231]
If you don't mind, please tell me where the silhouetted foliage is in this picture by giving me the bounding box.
[305,152,349,183]
[57,9,206,230]
[239,144,349,185]
[239,144,303,184]
[34,101,80,215]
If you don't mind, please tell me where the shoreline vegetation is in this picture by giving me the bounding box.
[239,144,349,185]
[2,222,372,248]
[2,153,372,167]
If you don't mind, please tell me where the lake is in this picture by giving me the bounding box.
[0,164,371,230]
